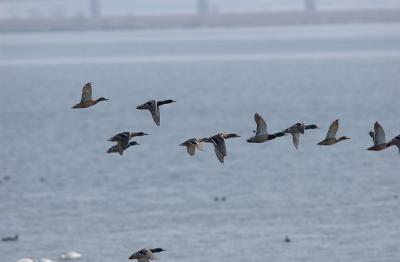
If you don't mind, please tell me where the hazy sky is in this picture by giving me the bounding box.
[1,0,400,19]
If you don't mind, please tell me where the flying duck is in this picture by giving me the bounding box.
[283,122,319,149]
[202,133,240,163]
[107,132,139,155]
[367,122,400,151]
[247,113,286,143]
[180,138,205,156]
[136,99,175,126]
[1,234,18,241]
[108,131,148,142]
[129,248,166,262]
[72,82,108,109]
[317,119,350,145]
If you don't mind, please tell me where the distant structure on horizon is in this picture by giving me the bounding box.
[197,0,209,15]
[305,0,317,11]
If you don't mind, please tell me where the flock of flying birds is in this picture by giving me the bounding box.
[10,81,399,262]
[73,82,400,165]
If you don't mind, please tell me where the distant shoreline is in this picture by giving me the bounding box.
[1,9,400,32]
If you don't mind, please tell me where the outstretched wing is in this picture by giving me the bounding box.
[149,102,161,126]
[292,133,300,149]
[254,113,267,136]
[186,145,196,156]
[326,119,339,139]
[81,82,92,102]
[373,121,386,145]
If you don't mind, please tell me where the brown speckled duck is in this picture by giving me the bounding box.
[72,82,108,109]
[317,119,350,145]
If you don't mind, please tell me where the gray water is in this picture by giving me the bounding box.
[1,24,400,262]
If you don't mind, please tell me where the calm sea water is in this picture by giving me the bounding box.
[1,24,400,262]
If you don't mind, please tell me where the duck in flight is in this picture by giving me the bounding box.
[72,82,108,108]
[202,133,240,163]
[107,132,140,155]
[283,122,319,149]
[129,248,166,262]
[136,99,175,126]
[317,119,350,145]
[247,113,286,143]
[180,138,205,156]
[108,131,148,142]
[367,121,400,152]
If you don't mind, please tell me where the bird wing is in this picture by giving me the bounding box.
[374,121,386,145]
[292,133,300,149]
[149,101,161,126]
[108,132,129,141]
[214,144,225,163]
[81,83,92,102]
[326,119,339,139]
[211,136,226,163]
[186,145,196,156]
[254,113,267,136]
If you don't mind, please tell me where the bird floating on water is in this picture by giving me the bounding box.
[136,99,175,126]
[202,133,240,163]
[283,122,319,149]
[17,258,35,262]
[1,234,18,241]
[39,259,55,262]
[317,119,350,145]
[59,251,82,260]
[72,82,108,109]
[247,113,286,143]
[179,138,205,156]
[129,248,166,262]
[367,121,400,152]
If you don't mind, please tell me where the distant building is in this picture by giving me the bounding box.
[197,0,209,15]
[305,0,316,12]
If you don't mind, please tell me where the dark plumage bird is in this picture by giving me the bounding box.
[72,82,108,108]
[317,119,350,145]
[202,133,240,163]
[283,122,319,149]
[2,234,18,242]
[108,131,147,142]
[247,113,286,143]
[129,248,166,262]
[136,99,175,126]
[107,132,140,155]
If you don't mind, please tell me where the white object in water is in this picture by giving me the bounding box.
[39,259,54,262]
[18,258,35,262]
[59,252,82,260]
